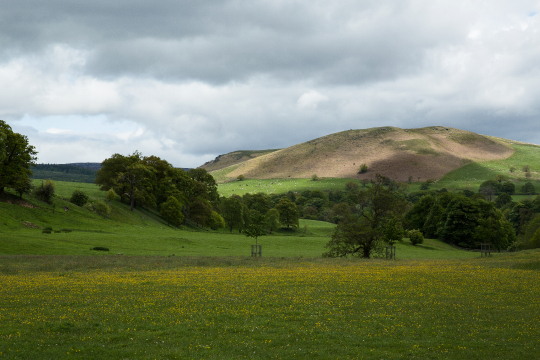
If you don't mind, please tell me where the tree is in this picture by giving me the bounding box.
[0,120,38,195]
[383,217,405,246]
[479,179,501,194]
[523,165,530,173]
[95,152,141,203]
[265,208,280,233]
[189,197,212,227]
[495,174,506,183]
[311,174,319,181]
[522,182,536,195]
[160,196,184,227]
[70,190,89,207]
[276,197,299,228]
[11,173,34,199]
[324,174,408,258]
[244,211,266,244]
[221,196,244,232]
[480,186,496,201]
[237,174,245,181]
[115,163,156,211]
[495,193,512,208]
[34,180,55,204]
[500,181,515,195]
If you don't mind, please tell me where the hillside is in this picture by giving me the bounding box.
[209,126,518,182]
[200,149,281,172]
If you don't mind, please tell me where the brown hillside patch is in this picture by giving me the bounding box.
[211,126,515,181]
[200,149,281,172]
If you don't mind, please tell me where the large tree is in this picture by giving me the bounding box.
[0,120,37,195]
[95,152,141,203]
[324,174,408,258]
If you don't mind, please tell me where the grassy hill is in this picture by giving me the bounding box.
[209,126,521,182]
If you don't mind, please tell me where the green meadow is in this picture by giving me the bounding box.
[1,252,539,359]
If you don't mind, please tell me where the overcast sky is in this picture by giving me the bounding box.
[2,1,540,167]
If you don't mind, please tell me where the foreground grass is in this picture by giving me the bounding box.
[1,251,539,359]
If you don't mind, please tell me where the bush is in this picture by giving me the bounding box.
[237,174,245,181]
[358,163,368,174]
[42,226,52,234]
[34,180,55,204]
[91,246,109,251]
[93,200,111,218]
[408,229,424,246]
[70,190,89,206]
[311,174,319,181]
[106,188,118,202]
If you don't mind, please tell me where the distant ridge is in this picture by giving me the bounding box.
[207,126,519,182]
[66,162,102,170]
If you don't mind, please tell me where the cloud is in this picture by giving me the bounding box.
[2,1,540,167]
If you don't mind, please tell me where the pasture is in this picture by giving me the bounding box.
[1,251,539,359]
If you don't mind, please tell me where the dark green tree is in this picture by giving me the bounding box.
[495,193,512,208]
[160,196,184,227]
[95,152,141,203]
[244,211,266,244]
[500,181,515,195]
[115,163,156,211]
[221,196,244,233]
[265,208,280,233]
[521,182,536,195]
[276,197,299,228]
[0,120,38,195]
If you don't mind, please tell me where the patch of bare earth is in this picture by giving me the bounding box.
[215,126,515,181]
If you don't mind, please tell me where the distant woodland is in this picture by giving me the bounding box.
[31,164,99,183]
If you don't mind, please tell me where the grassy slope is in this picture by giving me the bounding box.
[0,181,478,259]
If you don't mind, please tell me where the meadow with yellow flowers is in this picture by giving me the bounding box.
[1,252,539,359]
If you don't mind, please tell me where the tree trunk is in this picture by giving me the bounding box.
[363,246,371,259]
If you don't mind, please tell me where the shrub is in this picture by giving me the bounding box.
[408,229,424,246]
[208,211,225,230]
[91,246,109,251]
[34,180,55,204]
[237,174,245,181]
[42,226,52,234]
[523,165,530,172]
[106,188,117,202]
[311,174,319,181]
[93,200,111,218]
[358,163,368,174]
[70,190,89,207]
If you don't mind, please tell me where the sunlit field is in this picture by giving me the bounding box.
[1,252,539,359]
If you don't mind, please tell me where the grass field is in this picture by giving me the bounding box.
[1,251,539,359]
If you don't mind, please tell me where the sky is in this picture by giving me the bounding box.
[2,0,540,168]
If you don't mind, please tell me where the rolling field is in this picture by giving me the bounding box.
[1,251,539,359]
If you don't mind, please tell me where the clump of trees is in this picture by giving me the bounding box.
[404,191,515,250]
[95,152,219,227]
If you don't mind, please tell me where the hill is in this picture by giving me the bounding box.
[209,126,517,182]
[200,149,281,172]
